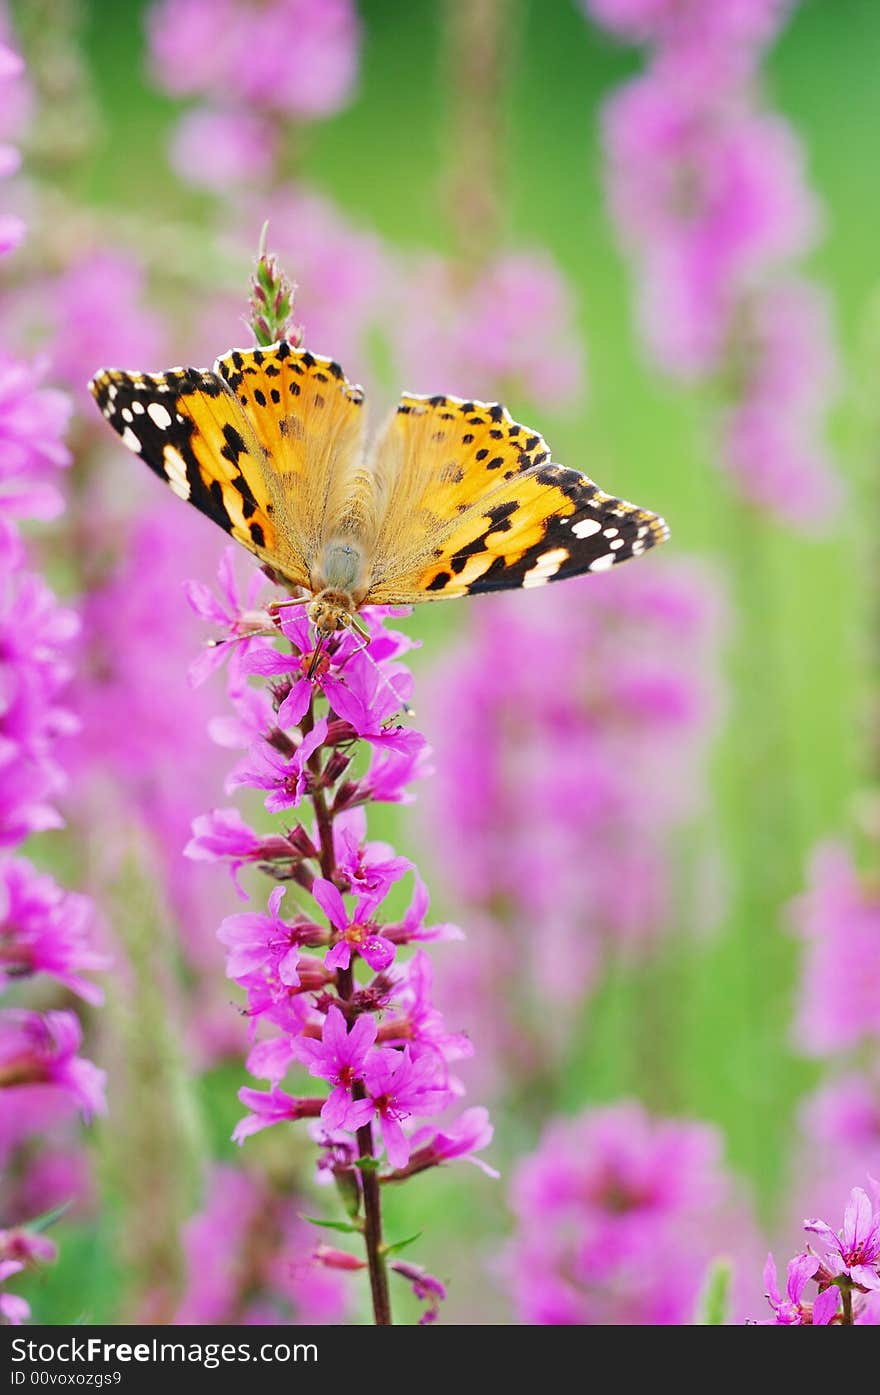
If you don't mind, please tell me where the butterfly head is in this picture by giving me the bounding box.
[307,589,357,638]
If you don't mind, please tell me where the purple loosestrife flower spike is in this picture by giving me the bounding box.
[188,539,495,1325]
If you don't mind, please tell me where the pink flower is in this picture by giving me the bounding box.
[293,1005,378,1130]
[332,808,412,899]
[762,1251,839,1325]
[789,843,880,1056]
[380,951,471,1075]
[232,1085,323,1145]
[228,718,329,814]
[393,251,584,407]
[508,1102,760,1324]
[0,1010,106,1121]
[383,877,464,948]
[184,547,271,690]
[149,0,360,120]
[219,885,317,987]
[0,353,72,519]
[390,1260,447,1325]
[583,0,791,51]
[169,106,278,190]
[804,1184,880,1292]
[312,878,395,975]
[406,1106,499,1179]
[47,250,166,415]
[347,1047,452,1170]
[0,857,107,1004]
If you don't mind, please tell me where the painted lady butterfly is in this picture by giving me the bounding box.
[90,342,669,645]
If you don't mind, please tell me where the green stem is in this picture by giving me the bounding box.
[307,700,392,1326]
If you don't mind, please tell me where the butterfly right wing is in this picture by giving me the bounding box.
[89,364,311,588]
[363,393,669,602]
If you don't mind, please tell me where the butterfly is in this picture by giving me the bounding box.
[89,341,669,669]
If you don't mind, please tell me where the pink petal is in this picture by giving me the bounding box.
[811,1287,839,1326]
[312,878,349,932]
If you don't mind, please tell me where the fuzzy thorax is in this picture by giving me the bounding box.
[307,588,357,636]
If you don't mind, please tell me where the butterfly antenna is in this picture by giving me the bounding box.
[345,636,415,720]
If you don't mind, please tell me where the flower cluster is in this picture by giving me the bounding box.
[586,0,841,528]
[174,1165,349,1325]
[391,250,585,409]
[148,0,361,192]
[187,553,495,1323]
[0,43,105,1326]
[508,1101,760,1324]
[783,843,880,1238]
[420,560,724,1082]
[761,1181,880,1324]
[788,842,880,1058]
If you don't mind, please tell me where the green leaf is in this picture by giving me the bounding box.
[694,1258,732,1325]
[382,1231,422,1257]
[354,1155,380,1172]
[29,1202,73,1233]
[301,1215,363,1235]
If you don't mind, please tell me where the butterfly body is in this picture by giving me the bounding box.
[89,340,669,630]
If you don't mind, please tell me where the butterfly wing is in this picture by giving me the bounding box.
[214,344,368,569]
[90,343,367,593]
[363,393,669,603]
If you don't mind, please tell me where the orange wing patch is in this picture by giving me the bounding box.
[214,344,367,568]
[363,392,668,603]
[88,364,307,587]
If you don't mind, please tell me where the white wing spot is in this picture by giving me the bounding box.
[131,399,145,414]
[121,407,133,423]
[603,526,619,538]
[589,553,615,572]
[148,402,173,429]
[610,538,625,550]
[571,517,601,539]
[163,445,190,499]
[523,547,569,588]
[121,427,141,452]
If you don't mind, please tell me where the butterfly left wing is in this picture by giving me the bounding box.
[89,364,311,588]
[362,393,669,603]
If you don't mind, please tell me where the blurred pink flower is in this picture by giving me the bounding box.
[604,78,818,378]
[149,0,360,119]
[508,1101,760,1324]
[720,279,840,529]
[591,0,841,528]
[789,843,880,1056]
[0,526,79,847]
[421,560,724,1074]
[200,187,388,381]
[0,1010,106,1124]
[584,0,792,50]
[175,1165,348,1324]
[0,856,107,1004]
[801,1073,880,1159]
[394,251,584,407]
[169,105,278,190]
[48,250,167,414]
[0,354,72,519]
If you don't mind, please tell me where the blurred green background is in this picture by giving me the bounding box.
[12,0,879,1323]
